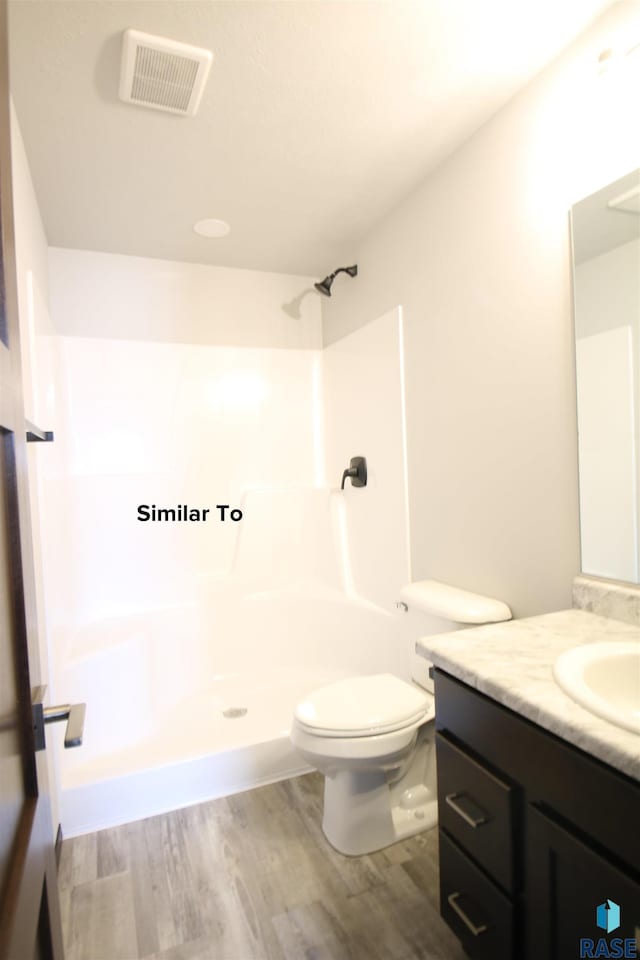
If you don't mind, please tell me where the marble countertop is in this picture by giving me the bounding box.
[416,609,640,780]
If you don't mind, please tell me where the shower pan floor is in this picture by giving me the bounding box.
[59,665,349,837]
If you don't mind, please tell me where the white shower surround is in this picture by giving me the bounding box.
[38,292,414,836]
[59,572,413,836]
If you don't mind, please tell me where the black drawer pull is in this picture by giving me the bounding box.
[445,792,488,828]
[447,892,489,936]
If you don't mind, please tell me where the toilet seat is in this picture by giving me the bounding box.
[294,673,430,738]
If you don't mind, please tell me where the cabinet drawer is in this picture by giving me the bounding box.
[440,830,514,960]
[436,732,515,892]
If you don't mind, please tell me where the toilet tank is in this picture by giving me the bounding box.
[403,580,513,694]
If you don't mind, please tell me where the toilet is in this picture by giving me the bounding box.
[290,671,438,856]
[290,581,512,856]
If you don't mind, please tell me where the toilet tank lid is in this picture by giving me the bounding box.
[294,674,430,736]
[399,579,512,624]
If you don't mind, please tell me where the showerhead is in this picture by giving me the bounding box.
[314,264,358,297]
[314,277,334,297]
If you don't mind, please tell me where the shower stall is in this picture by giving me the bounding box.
[33,249,416,836]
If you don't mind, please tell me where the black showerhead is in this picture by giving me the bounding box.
[314,277,334,297]
[314,264,358,297]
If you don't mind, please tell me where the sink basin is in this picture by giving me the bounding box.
[553,641,640,733]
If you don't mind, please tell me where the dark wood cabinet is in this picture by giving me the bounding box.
[439,829,515,960]
[436,732,516,894]
[527,805,640,959]
[433,670,640,960]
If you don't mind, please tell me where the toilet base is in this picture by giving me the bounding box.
[321,725,437,856]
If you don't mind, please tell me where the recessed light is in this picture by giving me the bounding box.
[193,218,230,238]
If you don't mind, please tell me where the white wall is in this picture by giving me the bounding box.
[322,3,640,617]
[42,248,322,632]
[48,247,321,350]
[43,336,321,633]
[41,260,419,630]
[323,306,411,611]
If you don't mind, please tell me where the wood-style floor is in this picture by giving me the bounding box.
[58,772,467,960]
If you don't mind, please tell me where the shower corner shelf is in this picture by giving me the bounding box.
[25,420,54,443]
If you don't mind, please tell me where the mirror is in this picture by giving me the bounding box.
[571,168,640,584]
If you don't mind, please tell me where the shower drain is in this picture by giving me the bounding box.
[222,707,248,719]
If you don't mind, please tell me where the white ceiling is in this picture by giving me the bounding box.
[8,0,613,277]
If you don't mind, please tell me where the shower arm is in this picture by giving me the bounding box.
[314,264,358,297]
[331,267,351,282]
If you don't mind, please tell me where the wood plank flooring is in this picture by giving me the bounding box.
[58,772,466,960]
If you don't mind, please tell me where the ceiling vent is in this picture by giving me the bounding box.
[119,29,213,117]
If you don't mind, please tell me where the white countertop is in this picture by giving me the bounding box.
[416,609,640,780]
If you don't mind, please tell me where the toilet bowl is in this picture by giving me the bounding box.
[290,583,512,855]
[290,673,438,856]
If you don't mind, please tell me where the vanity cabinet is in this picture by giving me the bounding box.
[433,670,640,960]
[527,805,640,959]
